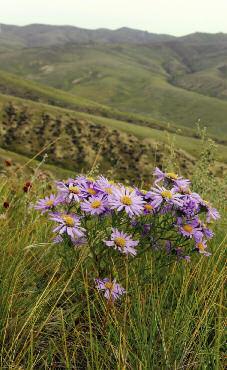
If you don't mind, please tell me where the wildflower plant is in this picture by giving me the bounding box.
[34,169,220,303]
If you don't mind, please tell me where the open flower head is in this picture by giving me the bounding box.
[105,228,138,256]
[146,185,183,209]
[56,178,85,203]
[177,217,203,243]
[81,195,108,215]
[95,278,125,301]
[109,186,144,217]
[34,194,62,213]
[80,180,101,198]
[153,167,190,188]
[96,176,116,196]
[50,213,86,240]
[196,240,211,256]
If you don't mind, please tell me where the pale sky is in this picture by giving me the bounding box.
[1,0,227,36]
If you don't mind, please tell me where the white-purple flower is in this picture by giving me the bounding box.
[105,228,138,256]
[153,167,190,188]
[196,240,212,256]
[200,200,220,222]
[96,176,116,196]
[108,186,144,217]
[34,194,62,213]
[80,180,100,198]
[50,213,86,240]
[56,179,84,203]
[146,185,183,209]
[177,217,203,243]
[81,195,108,215]
[95,278,125,301]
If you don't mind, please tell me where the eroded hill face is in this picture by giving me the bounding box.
[0,102,194,184]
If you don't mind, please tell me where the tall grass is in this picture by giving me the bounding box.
[0,149,226,369]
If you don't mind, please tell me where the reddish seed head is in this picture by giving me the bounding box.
[3,201,9,209]
[25,181,32,188]
[4,159,12,167]
[23,186,29,193]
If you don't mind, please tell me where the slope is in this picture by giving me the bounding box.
[0,43,227,140]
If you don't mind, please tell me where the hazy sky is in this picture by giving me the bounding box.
[1,0,227,36]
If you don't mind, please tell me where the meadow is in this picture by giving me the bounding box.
[0,25,226,369]
[0,140,226,369]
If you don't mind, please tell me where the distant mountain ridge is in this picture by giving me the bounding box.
[1,24,227,49]
[0,23,177,47]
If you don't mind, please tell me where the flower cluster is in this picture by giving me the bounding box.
[34,169,220,302]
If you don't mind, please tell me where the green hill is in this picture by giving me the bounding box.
[0,32,227,140]
[0,24,227,179]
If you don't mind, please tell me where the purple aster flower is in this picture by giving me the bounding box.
[81,195,108,215]
[177,217,203,242]
[95,278,125,301]
[153,167,190,187]
[200,200,220,222]
[104,228,138,256]
[199,221,214,240]
[80,180,100,198]
[181,193,201,217]
[96,176,116,196]
[56,179,84,202]
[34,194,62,213]
[146,185,183,209]
[50,213,85,240]
[174,178,191,188]
[108,186,144,217]
[195,241,212,256]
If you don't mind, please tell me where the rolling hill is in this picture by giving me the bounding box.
[0,25,227,142]
[0,24,227,179]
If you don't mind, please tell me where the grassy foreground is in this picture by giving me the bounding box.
[0,151,226,369]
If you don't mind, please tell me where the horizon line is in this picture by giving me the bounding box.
[0,22,226,38]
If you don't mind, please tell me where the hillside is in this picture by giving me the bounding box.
[0,27,227,140]
[1,92,202,183]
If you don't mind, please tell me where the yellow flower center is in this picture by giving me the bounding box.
[144,204,153,212]
[166,172,178,180]
[105,187,113,194]
[62,215,75,227]
[91,200,101,209]
[87,188,97,195]
[161,190,173,199]
[114,237,126,249]
[105,281,115,290]
[197,242,205,251]
[121,196,132,206]
[69,186,80,194]
[46,200,54,207]
[183,224,193,233]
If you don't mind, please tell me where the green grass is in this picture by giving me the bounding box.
[0,157,226,368]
